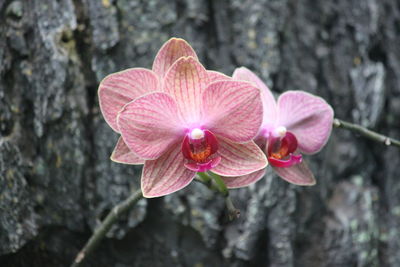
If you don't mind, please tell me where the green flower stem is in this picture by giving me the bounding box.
[194,176,219,192]
[334,118,400,148]
[208,171,229,197]
[197,171,212,184]
[71,189,143,267]
[194,172,240,220]
[208,172,240,220]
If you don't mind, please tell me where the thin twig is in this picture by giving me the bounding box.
[71,189,143,267]
[333,118,400,148]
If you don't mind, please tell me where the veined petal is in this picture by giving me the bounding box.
[207,70,231,83]
[273,161,316,185]
[277,91,334,154]
[212,139,267,176]
[221,169,266,189]
[152,38,198,79]
[117,92,184,160]
[202,80,263,143]
[163,57,209,124]
[233,67,277,125]
[99,68,160,132]
[141,144,196,198]
[110,137,145,165]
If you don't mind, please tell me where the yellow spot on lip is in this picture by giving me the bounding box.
[271,142,289,160]
[190,144,212,163]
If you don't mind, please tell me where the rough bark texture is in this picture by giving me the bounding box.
[1,0,399,266]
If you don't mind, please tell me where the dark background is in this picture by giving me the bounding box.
[1,0,400,266]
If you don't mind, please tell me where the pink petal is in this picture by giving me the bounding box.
[163,57,209,124]
[221,169,266,189]
[202,80,263,143]
[152,38,198,79]
[273,161,316,185]
[110,137,145,165]
[117,92,184,160]
[233,67,277,125]
[98,68,160,132]
[211,139,267,176]
[277,91,334,154]
[207,70,231,83]
[141,145,196,198]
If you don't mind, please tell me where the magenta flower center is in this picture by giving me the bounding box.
[181,128,221,172]
[267,129,302,168]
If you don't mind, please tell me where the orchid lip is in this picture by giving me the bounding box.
[267,130,302,168]
[184,156,221,172]
[181,129,220,172]
[268,153,302,168]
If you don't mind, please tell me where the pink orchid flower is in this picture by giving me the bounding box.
[99,38,203,165]
[222,67,334,188]
[99,38,267,198]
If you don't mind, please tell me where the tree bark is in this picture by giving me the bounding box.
[1,0,399,266]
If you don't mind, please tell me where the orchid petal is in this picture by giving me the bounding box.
[202,80,263,143]
[110,137,145,165]
[273,161,316,185]
[141,144,196,198]
[212,139,267,176]
[221,169,266,189]
[277,91,334,154]
[163,57,209,124]
[117,92,184,160]
[233,67,277,125]
[98,68,160,132]
[152,38,198,79]
[207,70,231,83]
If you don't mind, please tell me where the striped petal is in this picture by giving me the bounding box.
[211,139,267,176]
[152,38,198,79]
[273,161,316,185]
[110,137,145,165]
[141,144,196,198]
[202,80,263,143]
[221,169,266,189]
[207,70,231,83]
[98,68,160,132]
[117,92,184,160]
[233,67,277,125]
[163,57,209,124]
[277,91,334,154]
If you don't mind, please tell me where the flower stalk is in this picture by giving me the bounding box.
[71,189,143,267]
[206,172,241,220]
[208,171,229,197]
[333,118,400,148]
[197,172,213,185]
[194,172,240,219]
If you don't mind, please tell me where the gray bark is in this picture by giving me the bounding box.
[1,0,399,266]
